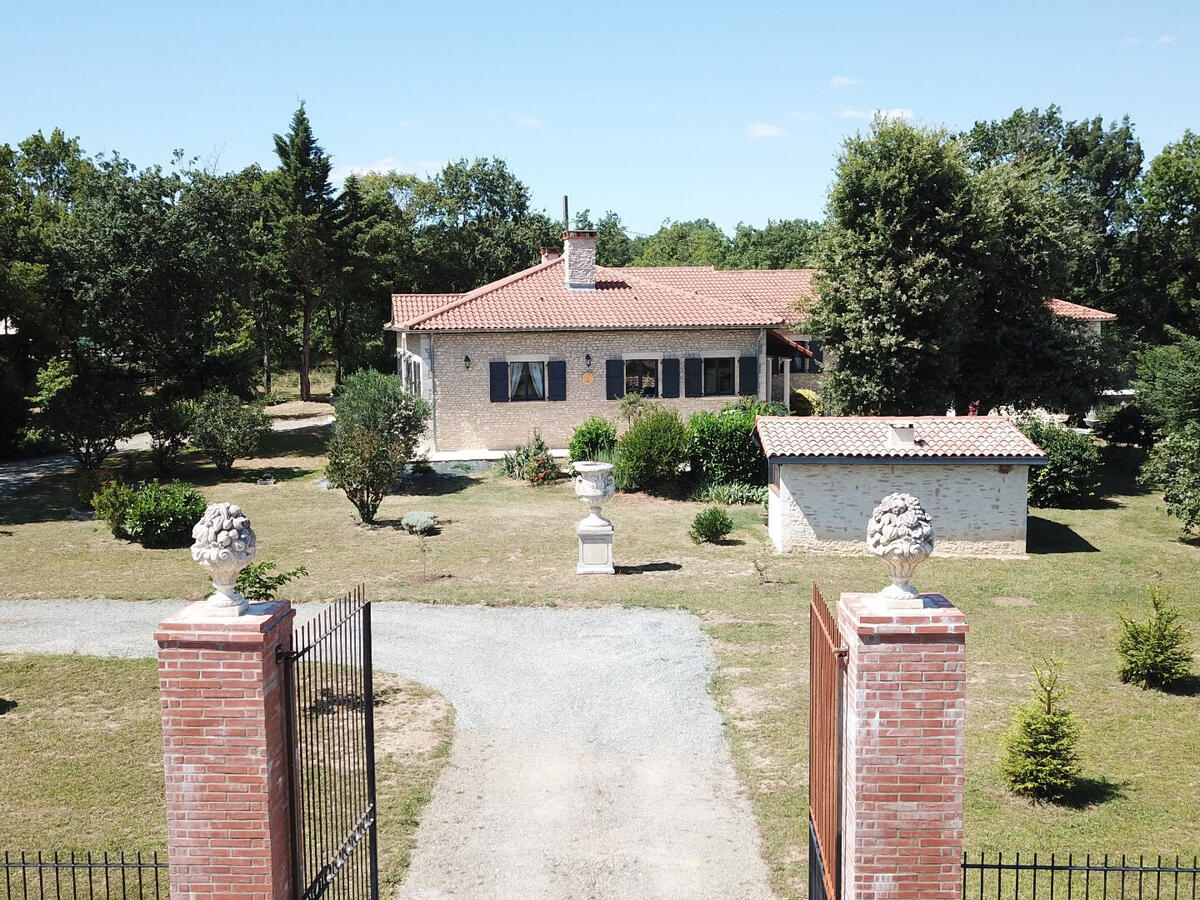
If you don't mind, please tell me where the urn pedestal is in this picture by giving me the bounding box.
[573,461,615,575]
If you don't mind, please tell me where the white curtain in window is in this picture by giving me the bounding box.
[529,362,544,397]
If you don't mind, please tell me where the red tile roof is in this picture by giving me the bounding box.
[754,415,1047,461]
[1044,298,1118,321]
[387,262,1114,333]
[387,259,786,331]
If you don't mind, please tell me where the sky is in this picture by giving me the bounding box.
[2,1,1198,236]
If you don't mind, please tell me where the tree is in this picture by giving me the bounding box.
[23,357,142,471]
[1117,589,1196,688]
[325,370,430,523]
[1141,423,1200,534]
[632,218,729,267]
[1001,659,1081,802]
[188,389,272,474]
[1133,331,1200,435]
[573,209,635,266]
[810,119,976,414]
[727,219,823,269]
[270,104,337,401]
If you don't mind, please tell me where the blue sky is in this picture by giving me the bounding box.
[2,1,1197,235]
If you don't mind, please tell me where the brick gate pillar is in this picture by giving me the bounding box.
[838,592,968,900]
[155,601,295,900]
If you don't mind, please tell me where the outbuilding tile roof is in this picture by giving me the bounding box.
[387,259,787,331]
[1044,298,1117,320]
[754,416,1048,461]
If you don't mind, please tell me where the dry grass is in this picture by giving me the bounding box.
[0,654,452,892]
[1,438,1199,898]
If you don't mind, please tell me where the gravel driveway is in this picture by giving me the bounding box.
[1,599,774,899]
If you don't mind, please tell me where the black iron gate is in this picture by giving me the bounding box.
[279,585,379,900]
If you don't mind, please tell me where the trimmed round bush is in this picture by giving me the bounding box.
[96,479,207,548]
[569,416,618,463]
[1019,419,1101,507]
[789,388,823,416]
[614,409,688,494]
[688,406,766,486]
[401,511,438,535]
[190,390,272,474]
[689,506,734,544]
[93,479,136,538]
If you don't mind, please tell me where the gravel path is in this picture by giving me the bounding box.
[0,415,334,498]
[0,599,774,899]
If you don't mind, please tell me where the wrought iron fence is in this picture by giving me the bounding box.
[280,584,379,900]
[1,851,167,899]
[963,852,1200,899]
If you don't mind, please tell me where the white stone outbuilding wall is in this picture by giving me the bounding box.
[768,461,1033,558]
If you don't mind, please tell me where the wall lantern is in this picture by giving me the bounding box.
[464,354,472,370]
[585,353,593,369]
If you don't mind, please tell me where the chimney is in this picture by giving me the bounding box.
[540,247,562,264]
[563,229,597,290]
[886,421,917,450]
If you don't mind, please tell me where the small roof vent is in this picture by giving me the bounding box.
[886,421,917,450]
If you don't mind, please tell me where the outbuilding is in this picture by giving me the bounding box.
[755,416,1048,558]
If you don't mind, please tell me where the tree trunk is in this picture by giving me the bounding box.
[262,344,271,394]
[299,300,313,401]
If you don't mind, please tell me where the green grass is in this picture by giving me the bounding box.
[0,655,452,891]
[1,441,1198,898]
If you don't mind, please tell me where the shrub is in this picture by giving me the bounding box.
[1141,422,1200,534]
[689,506,734,544]
[400,511,438,535]
[790,387,823,416]
[118,480,207,548]
[1000,659,1081,802]
[569,416,618,463]
[1018,418,1101,507]
[687,399,774,487]
[1117,589,1195,690]
[326,371,431,524]
[692,481,767,505]
[617,393,660,426]
[499,432,560,483]
[236,561,308,603]
[146,397,197,476]
[1094,403,1157,449]
[93,479,136,538]
[614,409,688,494]
[190,390,272,474]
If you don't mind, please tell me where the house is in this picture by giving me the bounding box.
[755,415,1048,558]
[386,230,819,452]
[385,230,1117,454]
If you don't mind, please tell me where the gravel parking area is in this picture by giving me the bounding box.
[1,599,773,899]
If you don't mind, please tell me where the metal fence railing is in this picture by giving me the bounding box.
[963,852,1200,899]
[1,851,168,899]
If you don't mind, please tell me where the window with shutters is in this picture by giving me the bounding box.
[509,361,545,401]
[624,359,659,397]
[702,357,735,396]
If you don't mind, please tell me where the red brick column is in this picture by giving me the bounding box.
[838,592,968,900]
[155,601,295,900]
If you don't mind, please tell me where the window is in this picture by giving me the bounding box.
[702,357,735,396]
[624,358,658,397]
[402,355,422,396]
[509,361,545,401]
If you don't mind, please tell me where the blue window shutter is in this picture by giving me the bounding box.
[547,360,566,401]
[661,358,680,398]
[605,358,625,400]
[739,355,758,397]
[684,357,703,397]
[489,361,509,402]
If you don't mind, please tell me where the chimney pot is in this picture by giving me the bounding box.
[563,229,598,290]
[540,247,562,264]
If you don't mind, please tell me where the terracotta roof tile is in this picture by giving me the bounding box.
[754,415,1047,461]
[1045,298,1117,321]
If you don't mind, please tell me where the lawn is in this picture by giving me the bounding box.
[0,655,452,896]
[1,427,1198,899]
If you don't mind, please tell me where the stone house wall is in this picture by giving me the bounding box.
[409,328,765,451]
[768,461,1032,557]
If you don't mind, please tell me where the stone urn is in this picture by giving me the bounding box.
[190,502,257,616]
[572,461,615,574]
[866,492,934,608]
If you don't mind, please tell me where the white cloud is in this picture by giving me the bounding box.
[878,107,914,121]
[830,75,861,89]
[746,121,785,138]
[1157,34,1175,43]
[330,157,446,181]
[517,115,542,128]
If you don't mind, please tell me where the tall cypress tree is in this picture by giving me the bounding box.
[270,104,336,401]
